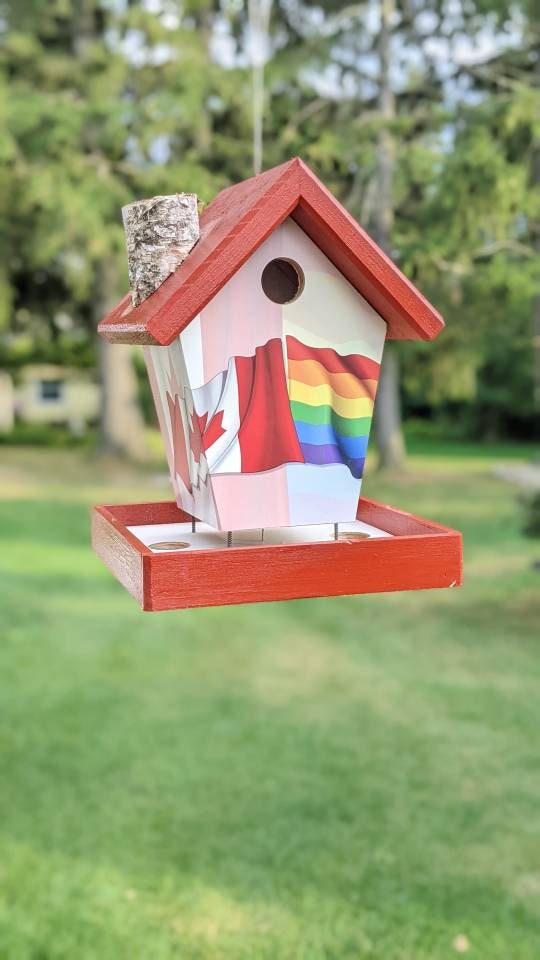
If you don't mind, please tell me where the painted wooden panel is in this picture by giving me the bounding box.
[144,218,386,531]
[92,498,463,611]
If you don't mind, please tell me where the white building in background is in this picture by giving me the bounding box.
[0,371,15,432]
[0,365,100,435]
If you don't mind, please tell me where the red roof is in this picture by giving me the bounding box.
[99,157,444,345]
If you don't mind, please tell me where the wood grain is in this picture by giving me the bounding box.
[92,498,462,612]
[91,507,145,605]
[99,158,444,346]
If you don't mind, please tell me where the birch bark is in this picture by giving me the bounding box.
[122,194,199,307]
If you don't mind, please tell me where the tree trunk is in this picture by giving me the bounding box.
[70,6,147,461]
[95,261,147,461]
[252,58,264,175]
[372,0,406,471]
[374,348,406,470]
[98,340,147,460]
[374,0,395,256]
[532,38,540,426]
[248,0,272,175]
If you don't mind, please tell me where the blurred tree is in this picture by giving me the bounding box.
[529,3,540,419]
[262,0,539,442]
[0,0,250,456]
[0,0,537,456]
[400,5,539,440]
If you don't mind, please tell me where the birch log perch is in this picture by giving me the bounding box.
[122,194,199,307]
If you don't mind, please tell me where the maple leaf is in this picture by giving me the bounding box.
[190,410,226,461]
[166,392,191,493]
[202,410,226,450]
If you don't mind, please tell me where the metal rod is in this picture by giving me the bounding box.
[191,518,196,533]
[261,528,265,542]
[227,531,232,548]
[334,523,339,541]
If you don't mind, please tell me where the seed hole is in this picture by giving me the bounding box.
[150,541,190,551]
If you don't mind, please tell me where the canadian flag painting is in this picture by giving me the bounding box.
[143,217,386,531]
[190,337,304,476]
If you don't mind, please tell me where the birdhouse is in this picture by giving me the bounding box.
[93,158,462,610]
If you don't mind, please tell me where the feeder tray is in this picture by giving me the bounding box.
[92,497,462,612]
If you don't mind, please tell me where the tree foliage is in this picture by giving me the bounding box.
[0,0,538,440]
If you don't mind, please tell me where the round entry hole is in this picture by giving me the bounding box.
[261,258,304,304]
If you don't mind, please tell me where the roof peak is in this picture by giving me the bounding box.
[99,157,444,345]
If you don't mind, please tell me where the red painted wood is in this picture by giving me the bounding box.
[92,498,462,612]
[294,162,443,341]
[356,498,455,536]
[99,158,444,345]
[109,501,190,525]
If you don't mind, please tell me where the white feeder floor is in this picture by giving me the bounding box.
[127,519,393,553]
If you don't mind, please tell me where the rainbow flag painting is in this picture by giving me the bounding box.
[286,336,379,480]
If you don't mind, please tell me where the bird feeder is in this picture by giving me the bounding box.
[93,158,462,610]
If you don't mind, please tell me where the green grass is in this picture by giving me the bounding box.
[0,444,539,959]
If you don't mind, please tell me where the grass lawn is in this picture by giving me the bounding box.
[0,443,539,959]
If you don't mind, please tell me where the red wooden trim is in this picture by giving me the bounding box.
[104,500,190,526]
[99,158,444,345]
[295,160,443,341]
[356,497,457,535]
[92,498,462,612]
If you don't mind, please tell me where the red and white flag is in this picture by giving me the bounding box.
[191,337,304,475]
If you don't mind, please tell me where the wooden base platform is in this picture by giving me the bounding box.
[92,498,462,611]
